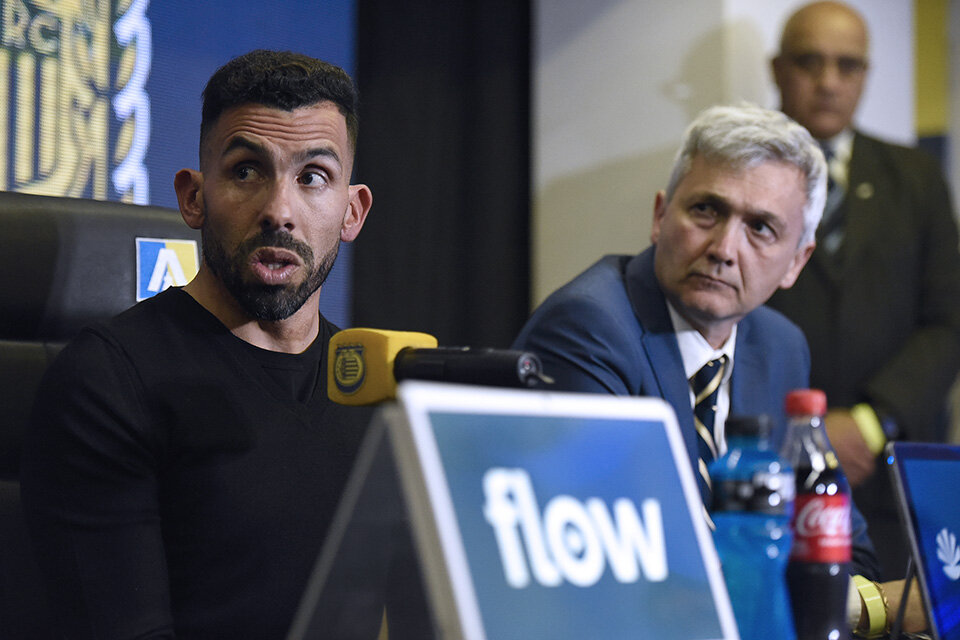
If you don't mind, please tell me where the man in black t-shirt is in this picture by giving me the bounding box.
[21,50,402,639]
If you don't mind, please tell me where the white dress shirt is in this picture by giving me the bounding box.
[666,302,736,455]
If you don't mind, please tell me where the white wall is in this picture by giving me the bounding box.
[533,0,914,307]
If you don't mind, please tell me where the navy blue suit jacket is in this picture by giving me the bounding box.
[514,247,879,578]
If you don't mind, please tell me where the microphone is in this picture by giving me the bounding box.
[328,328,552,405]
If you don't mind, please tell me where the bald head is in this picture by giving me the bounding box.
[779,2,868,54]
[773,1,869,139]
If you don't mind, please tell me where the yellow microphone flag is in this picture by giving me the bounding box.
[328,328,438,405]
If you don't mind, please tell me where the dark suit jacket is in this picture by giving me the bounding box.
[768,131,960,579]
[514,247,879,578]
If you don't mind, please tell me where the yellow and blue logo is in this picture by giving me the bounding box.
[136,237,199,301]
[333,344,365,395]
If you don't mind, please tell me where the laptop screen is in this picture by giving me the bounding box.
[887,442,960,640]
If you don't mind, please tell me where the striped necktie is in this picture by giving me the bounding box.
[690,356,727,523]
[818,141,847,252]
[820,141,836,192]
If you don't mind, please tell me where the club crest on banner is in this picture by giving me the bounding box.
[0,0,151,203]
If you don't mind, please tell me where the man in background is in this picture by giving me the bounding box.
[768,0,960,582]
[20,50,422,638]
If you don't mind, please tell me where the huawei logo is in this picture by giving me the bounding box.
[937,528,960,581]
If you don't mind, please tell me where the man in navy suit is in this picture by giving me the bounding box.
[514,103,822,485]
[511,103,939,634]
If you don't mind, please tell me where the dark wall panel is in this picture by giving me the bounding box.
[353,0,531,347]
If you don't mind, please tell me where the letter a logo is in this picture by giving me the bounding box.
[136,238,199,300]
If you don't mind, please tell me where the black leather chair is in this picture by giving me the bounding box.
[0,191,199,638]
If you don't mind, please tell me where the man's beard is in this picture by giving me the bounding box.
[202,222,338,322]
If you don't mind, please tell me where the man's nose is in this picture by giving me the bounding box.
[817,64,843,91]
[813,59,851,92]
[258,179,296,231]
[707,220,738,266]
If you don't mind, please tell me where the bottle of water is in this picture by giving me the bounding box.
[710,414,796,640]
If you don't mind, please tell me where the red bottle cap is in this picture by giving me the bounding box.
[785,389,827,416]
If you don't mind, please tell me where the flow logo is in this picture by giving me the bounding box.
[483,468,668,589]
[136,238,199,300]
[937,528,960,580]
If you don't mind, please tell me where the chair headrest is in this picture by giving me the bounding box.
[0,191,200,340]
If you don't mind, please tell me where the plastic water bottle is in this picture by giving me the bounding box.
[710,414,796,640]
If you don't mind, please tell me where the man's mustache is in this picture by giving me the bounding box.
[238,230,315,266]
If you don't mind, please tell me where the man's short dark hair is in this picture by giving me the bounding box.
[200,49,359,160]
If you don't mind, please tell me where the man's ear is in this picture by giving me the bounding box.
[341,184,373,242]
[650,190,667,245]
[174,169,204,230]
[771,55,787,92]
[779,241,816,289]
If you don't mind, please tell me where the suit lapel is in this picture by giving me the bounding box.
[835,132,880,269]
[810,132,878,282]
[624,249,699,473]
[730,318,761,416]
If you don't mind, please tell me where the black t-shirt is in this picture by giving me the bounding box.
[21,288,379,638]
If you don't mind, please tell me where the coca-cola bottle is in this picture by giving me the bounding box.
[781,389,851,640]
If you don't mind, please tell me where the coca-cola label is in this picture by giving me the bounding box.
[790,493,852,563]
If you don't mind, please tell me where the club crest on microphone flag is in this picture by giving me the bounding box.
[334,344,366,394]
[327,328,438,405]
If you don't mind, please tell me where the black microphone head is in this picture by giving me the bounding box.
[392,347,552,388]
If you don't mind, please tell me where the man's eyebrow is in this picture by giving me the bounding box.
[220,137,343,170]
[221,135,265,158]
[296,146,342,169]
[688,192,731,212]
[688,192,786,227]
[745,208,786,230]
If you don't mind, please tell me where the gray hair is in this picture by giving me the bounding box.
[664,103,826,247]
